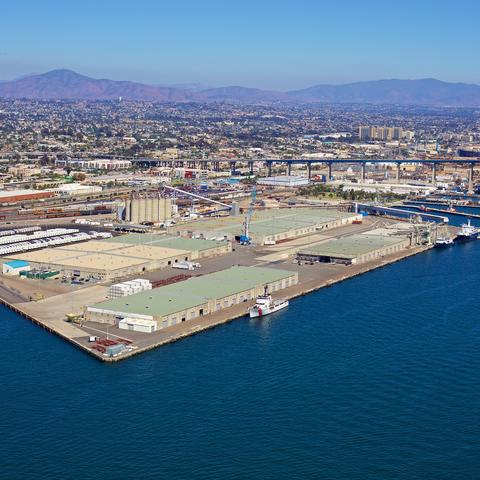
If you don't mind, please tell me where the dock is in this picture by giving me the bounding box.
[0,243,432,362]
[403,204,480,219]
[406,200,480,209]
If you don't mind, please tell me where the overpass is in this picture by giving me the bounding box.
[129,157,480,192]
[6,151,480,193]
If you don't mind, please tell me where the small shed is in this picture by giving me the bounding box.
[118,317,158,333]
[2,260,31,276]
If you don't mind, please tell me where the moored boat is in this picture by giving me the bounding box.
[249,289,289,318]
[456,219,480,242]
[435,237,454,247]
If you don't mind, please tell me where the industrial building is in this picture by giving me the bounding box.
[297,234,410,265]
[123,194,172,224]
[48,183,103,196]
[2,260,31,275]
[0,189,55,204]
[364,222,436,246]
[85,265,298,328]
[169,208,361,245]
[104,233,231,259]
[6,235,231,280]
[257,176,310,188]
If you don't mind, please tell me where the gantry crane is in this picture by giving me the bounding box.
[240,187,257,245]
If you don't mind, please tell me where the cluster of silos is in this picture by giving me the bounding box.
[124,193,172,224]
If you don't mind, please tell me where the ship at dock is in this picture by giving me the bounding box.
[435,237,454,247]
[249,288,289,318]
[456,219,480,242]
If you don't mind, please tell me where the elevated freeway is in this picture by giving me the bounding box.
[5,152,480,192]
[128,157,480,192]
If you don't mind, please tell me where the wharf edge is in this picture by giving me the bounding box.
[0,245,432,363]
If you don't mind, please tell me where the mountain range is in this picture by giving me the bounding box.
[0,69,479,107]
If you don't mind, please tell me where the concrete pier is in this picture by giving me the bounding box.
[0,241,433,363]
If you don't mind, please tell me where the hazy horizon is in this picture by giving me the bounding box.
[2,69,480,92]
[1,0,479,90]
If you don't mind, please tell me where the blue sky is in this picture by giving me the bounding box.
[1,0,478,89]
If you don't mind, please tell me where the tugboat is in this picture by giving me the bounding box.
[435,237,454,247]
[456,219,480,242]
[249,287,289,318]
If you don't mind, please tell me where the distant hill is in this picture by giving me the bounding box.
[0,69,197,102]
[287,79,480,106]
[0,70,479,107]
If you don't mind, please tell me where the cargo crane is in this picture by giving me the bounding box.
[240,188,257,245]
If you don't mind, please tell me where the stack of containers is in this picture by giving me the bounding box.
[107,279,152,299]
[130,278,153,291]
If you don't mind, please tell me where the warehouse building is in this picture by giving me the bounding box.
[85,265,298,328]
[48,183,103,196]
[257,176,310,188]
[6,236,231,281]
[0,189,55,204]
[169,208,361,245]
[105,233,231,259]
[297,234,410,265]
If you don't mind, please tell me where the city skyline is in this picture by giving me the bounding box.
[1,0,479,89]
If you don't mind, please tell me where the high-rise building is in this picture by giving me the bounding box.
[393,127,403,140]
[358,125,408,141]
[377,127,386,141]
[358,126,371,141]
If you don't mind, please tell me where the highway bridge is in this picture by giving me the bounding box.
[5,152,480,191]
[127,157,480,192]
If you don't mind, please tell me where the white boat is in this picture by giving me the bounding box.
[456,219,480,242]
[435,237,454,247]
[249,291,289,318]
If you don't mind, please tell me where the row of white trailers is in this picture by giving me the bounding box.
[0,228,80,246]
[0,231,88,256]
[0,226,41,237]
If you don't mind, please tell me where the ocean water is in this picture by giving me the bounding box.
[1,221,480,479]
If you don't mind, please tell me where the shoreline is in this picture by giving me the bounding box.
[0,244,432,363]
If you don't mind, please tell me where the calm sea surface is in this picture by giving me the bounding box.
[1,214,480,479]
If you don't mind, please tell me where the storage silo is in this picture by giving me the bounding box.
[146,196,153,224]
[124,198,131,221]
